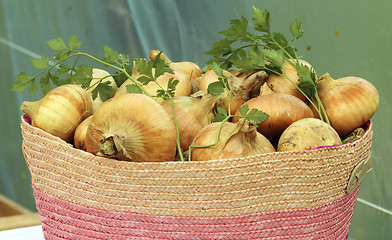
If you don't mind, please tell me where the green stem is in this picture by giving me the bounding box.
[188,114,231,161]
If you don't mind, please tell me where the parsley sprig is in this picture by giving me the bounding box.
[187,62,269,161]
[205,6,329,124]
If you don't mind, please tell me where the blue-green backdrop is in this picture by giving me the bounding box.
[1,1,391,239]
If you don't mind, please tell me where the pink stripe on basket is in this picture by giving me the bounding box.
[33,184,358,240]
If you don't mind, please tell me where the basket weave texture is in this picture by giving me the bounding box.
[21,116,373,239]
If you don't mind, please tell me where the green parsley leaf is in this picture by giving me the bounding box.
[262,49,284,68]
[297,62,317,98]
[91,81,113,101]
[46,37,68,51]
[67,34,81,50]
[238,104,269,127]
[28,79,38,96]
[252,7,270,33]
[31,55,49,69]
[137,76,153,85]
[212,107,228,123]
[72,64,93,88]
[102,45,119,65]
[289,18,304,40]
[54,50,71,62]
[205,38,235,57]
[40,73,52,94]
[207,81,225,96]
[54,64,71,77]
[126,84,143,94]
[11,72,32,92]
[156,78,179,100]
[134,58,154,79]
[219,17,248,40]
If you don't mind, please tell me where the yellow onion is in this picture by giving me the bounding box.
[233,83,314,138]
[21,84,92,142]
[74,115,93,150]
[277,118,342,151]
[84,93,177,162]
[191,119,275,161]
[265,60,314,102]
[149,50,203,81]
[160,94,218,151]
[310,73,379,136]
[199,69,265,115]
[87,68,118,113]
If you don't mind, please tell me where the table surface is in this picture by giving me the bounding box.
[0,225,44,240]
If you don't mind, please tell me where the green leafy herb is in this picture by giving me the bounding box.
[212,107,228,123]
[238,104,269,127]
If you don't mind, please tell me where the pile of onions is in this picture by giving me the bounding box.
[20,50,380,162]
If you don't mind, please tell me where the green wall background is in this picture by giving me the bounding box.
[1,0,391,239]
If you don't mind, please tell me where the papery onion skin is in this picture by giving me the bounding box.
[277,118,342,151]
[310,73,379,136]
[233,85,314,138]
[21,84,93,142]
[74,115,93,150]
[161,95,217,151]
[84,93,177,162]
[191,119,275,161]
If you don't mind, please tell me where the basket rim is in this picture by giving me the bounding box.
[21,114,373,168]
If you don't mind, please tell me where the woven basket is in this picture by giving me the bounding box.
[21,115,373,240]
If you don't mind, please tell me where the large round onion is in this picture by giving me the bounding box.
[310,73,379,136]
[191,119,275,161]
[84,93,177,162]
[233,83,314,139]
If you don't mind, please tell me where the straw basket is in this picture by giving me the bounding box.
[20,115,373,240]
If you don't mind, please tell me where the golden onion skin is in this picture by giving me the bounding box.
[84,93,177,162]
[311,74,379,136]
[277,118,342,151]
[21,84,93,142]
[191,120,275,161]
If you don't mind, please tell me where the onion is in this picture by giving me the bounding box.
[233,83,314,138]
[277,118,342,151]
[20,84,92,142]
[310,73,379,136]
[265,60,314,102]
[74,115,93,150]
[160,94,218,151]
[191,119,275,161]
[84,93,177,162]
